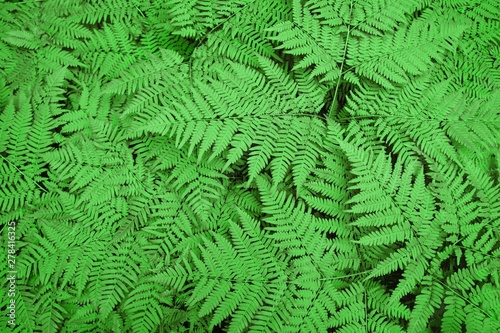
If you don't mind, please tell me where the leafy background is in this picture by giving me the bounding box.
[1,0,500,332]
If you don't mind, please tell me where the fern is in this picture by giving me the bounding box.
[2,0,500,332]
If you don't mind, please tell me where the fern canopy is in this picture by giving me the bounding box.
[1,0,499,332]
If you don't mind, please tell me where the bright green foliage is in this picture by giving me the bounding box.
[1,0,499,332]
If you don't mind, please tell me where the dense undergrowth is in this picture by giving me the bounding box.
[1,0,500,332]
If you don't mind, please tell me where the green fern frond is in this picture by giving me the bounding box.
[442,292,467,333]
[121,281,165,333]
[164,154,227,220]
[87,240,141,321]
[2,30,41,50]
[33,285,67,333]
[349,0,423,36]
[408,276,444,333]
[75,0,145,25]
[267,5,344,85]
[103,49,186,96]
[138,1,195,57]
[167,0,254,39]
[346,13,466,88]
[10,288,35,333]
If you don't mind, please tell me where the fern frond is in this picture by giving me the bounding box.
[461,281,500,332]
[407,277,444,333]
[33,285,67,333]
[2,30,41,50]
[87,240,141,321]
[389,255,428,305]
[121,281,165,333]
[167,0,254,39]
[350,0,422,37]
[75,0,145,25]
[164,154,227,220]
[346,14,466,88]
[39,10,91,51]
[103,49,186,96]
[10,288,36,333]
[267,5,344,85]
[173,213,287,333]
[442,292,467,333]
